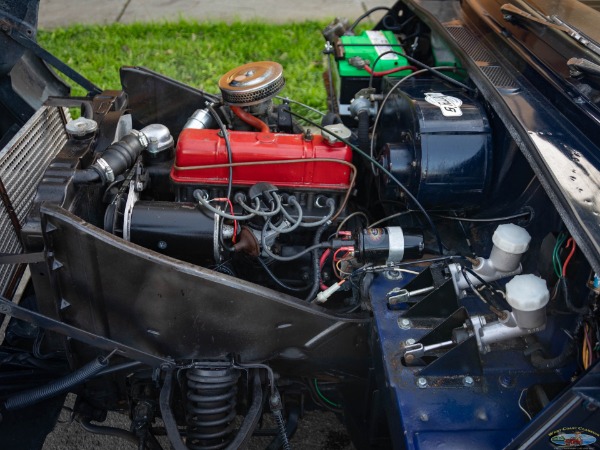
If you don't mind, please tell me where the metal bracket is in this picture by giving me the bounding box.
[0,252,45,265]
[403,278,459,318]
[0,294,171,368]
[1,24,102,95]
[419,336,482,376]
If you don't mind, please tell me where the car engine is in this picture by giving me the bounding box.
[0,1,599,449]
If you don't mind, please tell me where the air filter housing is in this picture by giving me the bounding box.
[218,61,285,106]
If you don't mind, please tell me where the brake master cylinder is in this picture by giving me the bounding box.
[449,223,531,296]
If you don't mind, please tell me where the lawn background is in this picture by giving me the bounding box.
[38,21,335,112]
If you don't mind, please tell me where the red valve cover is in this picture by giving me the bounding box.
[171,129,353,191]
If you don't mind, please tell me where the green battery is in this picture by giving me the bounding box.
[338,30,410,77]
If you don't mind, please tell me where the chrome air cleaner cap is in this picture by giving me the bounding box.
[218,61,285,106]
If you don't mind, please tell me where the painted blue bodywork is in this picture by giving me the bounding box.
[369,270,576,449]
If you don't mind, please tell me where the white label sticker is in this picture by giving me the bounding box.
[366,30,398,60]
[424,92,463,117]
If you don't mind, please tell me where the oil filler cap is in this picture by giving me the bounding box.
[218,61,285,106]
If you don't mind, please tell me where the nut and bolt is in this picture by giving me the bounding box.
[416,377,428,388]
[384,269,403,281]
[399,318,412,329]
[405,338,416,345]
[499,375,513,388]
[463,376,474,387]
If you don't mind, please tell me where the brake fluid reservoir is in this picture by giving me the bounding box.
[490,224,531,272]
[505,274,549,329]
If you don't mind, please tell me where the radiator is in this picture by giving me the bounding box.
[0,106,69,296]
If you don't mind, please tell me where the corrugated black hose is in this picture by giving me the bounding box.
[4,354,110,411]
[357,110,370,152]
[305,222,331,302]
[524,333,576,370]
[560,277,589,314]
[74,130,149,185]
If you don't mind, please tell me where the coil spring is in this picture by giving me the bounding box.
[185,367,240,450]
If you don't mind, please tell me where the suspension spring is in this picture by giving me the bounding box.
[185,366,240,450]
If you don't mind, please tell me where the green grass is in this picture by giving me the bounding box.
[38,20,333,111]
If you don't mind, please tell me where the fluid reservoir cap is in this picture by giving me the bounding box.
[322,124,352,145]
[506,274,549,311]
[492,224,531,254]
[66,117,98,137]
[219,61,285,106]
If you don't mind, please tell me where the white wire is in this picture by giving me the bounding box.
[518,389,532,421]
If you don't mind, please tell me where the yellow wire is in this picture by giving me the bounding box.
[336,259,353,277]
[583,324,589,369]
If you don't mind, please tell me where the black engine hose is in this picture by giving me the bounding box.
[525,335,575,370]
[99,132,146,177]
[357,110,370,152]
[305,222,330,302]
[74,130,149,185]
[560,278,589,314]
[4,355,108,411]
[73,168,101,183]
[321,112,342,127]
[257,257,310,293]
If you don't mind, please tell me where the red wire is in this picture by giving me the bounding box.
[213,197,237,243]
[562,237,576,277]
[319,249,331,291]
[363,64,417,76]
[333,246,354,262]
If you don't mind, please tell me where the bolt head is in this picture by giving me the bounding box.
[417,377,428,388]
[399,318,412,329]
[463,376,474,386]
[405,338,416,345]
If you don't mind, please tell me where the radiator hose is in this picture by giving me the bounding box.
[74,124,171,185]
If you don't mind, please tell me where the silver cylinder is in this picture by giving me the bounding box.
[511,307,547,330]
[184,109,216,130]
[489,246,522,272]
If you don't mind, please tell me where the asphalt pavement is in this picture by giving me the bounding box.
[37,1,395,449]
